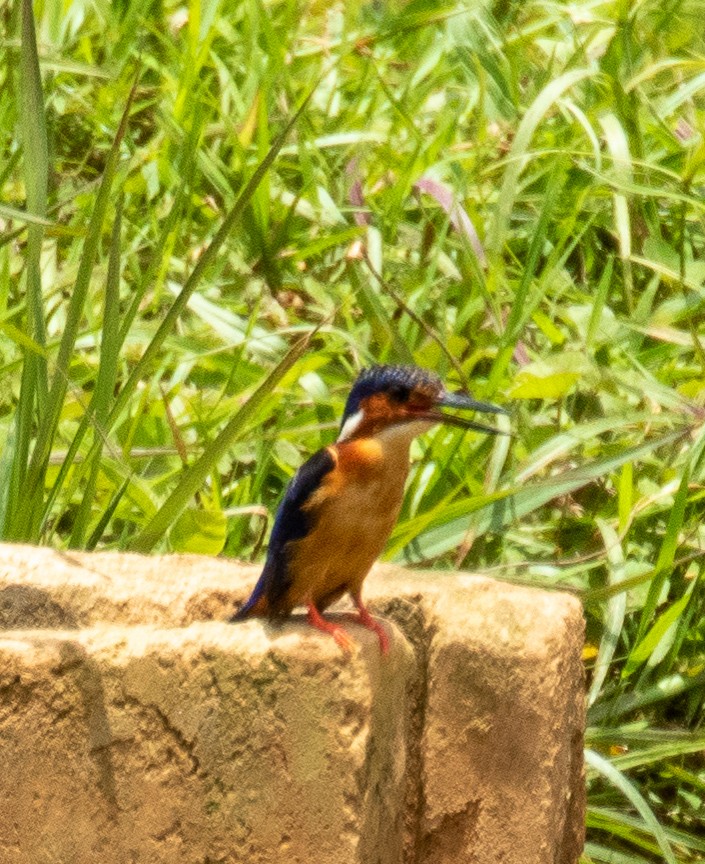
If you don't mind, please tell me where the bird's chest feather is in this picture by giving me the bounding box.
[321,469,405,541]
[320,437,409,536]
[287,436,411,598]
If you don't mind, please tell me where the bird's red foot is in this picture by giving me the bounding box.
[351,600,390,655]
[307,604,355,653]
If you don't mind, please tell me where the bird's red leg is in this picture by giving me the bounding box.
[351,593,389,655]
[307,603,355,653]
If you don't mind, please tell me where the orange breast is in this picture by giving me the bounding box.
[284,436,411,610]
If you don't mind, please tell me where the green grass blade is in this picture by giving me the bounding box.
[0,204,53,226]
[3,0,51,538]
[514,413,663,484]
[588,806,705,856]
[116,116,198,348]
[0,410,19,537]
[588,669,705,725]
[19,0,48,392]
[599,113,634,310]
[129,330,313,553]
[634,465,690,645]
[489,162,565,388]
[583,841,652,864]
[391,428,687,562]
[107,84,317,431]
[588,519,627,707]
[69,194,124,548]
[15,71,139,540]
[487,67,593,258]
[609,733,705,771]
[86,477,130,551]
[585,749,676,864]
[622,578,696,679]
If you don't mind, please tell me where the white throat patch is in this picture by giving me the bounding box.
[337,410,364,442]
[337,410,434,445]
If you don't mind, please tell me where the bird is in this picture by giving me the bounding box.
[231,364,507,653]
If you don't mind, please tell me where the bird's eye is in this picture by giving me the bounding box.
[389,385,410,403]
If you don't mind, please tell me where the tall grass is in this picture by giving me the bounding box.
[1,0,704,858]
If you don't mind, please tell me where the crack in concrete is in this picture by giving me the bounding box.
[123,694,201,777]
[374,595,433,864]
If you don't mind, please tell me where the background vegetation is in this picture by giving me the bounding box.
[2,0,705,859]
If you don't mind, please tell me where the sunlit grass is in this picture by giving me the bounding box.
[1,0,705,858]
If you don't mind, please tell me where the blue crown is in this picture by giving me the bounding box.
[341,365,443,425]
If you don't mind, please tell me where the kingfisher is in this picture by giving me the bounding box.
[231,364,507,653]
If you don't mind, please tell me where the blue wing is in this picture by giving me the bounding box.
[231,447,336,620]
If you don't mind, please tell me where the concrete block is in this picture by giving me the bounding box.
[0,544,585,863]
[415,579,585,864]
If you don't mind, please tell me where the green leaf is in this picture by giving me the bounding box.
[169,508,227,555]
[0,204,53,226]
[0,320,48,357]
[3,0,51,540]
[69,194,125,548]
[392,429,687,562]
[507,369,580,400]
[507,353,589,400]
[584,841,652,864]
[610,732,705,771]
[588,669,705,724]
[622,580,695,678]
[515,413,664,484]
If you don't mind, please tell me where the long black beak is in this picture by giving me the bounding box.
[430,391,510,435]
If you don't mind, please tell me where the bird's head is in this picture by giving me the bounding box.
[337,364,507,443]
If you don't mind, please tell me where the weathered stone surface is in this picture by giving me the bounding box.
[415,578,585,864]
[0,543,585,863]
[0,622,414,864]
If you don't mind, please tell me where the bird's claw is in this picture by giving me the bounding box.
[343,608,390,655]
[307,602,389,655]
[307,603,356,654]
[331,626,356,654]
